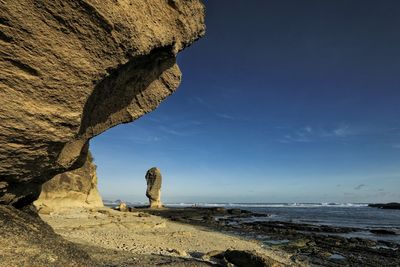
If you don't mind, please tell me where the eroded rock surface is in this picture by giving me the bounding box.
[145,167,163,208]
[34,151,103,212]
[0,0,205,207]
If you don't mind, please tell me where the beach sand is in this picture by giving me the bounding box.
[40,207,301,266]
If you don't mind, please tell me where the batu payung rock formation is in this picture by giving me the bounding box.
[0,0,205,265]
[145,167,163,208]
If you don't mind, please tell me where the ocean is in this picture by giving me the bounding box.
[105,201,400,243]
[163,202,400,244]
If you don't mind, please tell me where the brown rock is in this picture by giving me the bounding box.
[145,167,163,208]
[34,151,103,210]
[0,0,205,207]
[223,250,284,267]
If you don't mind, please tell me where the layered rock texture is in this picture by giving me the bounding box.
[0,0,205,207]
[34,152,103,211]
[145,167,163,208]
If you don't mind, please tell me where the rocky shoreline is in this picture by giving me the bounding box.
[38,207,299,266]
[138,207,400,266]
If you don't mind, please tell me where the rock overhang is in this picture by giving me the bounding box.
[0,0,205,207]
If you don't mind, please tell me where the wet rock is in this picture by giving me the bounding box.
[328,253,346,261]
[228,209,243,215]
[145,167,163,208]
[370,229,397,235]
[223,249,283,267]
[369,203,400,210]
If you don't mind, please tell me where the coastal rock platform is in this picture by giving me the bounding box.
[141,207,400,267]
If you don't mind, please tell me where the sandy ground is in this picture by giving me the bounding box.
[40,207,301,266]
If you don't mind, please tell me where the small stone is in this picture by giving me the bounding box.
[167,248,187,257]
[117,202,128,212]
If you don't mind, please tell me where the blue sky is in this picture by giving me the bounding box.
[91,0,400,203]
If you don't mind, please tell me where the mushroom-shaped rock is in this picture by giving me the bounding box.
[145,167,162,208]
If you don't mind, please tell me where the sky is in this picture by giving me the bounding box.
[91,0,400,204]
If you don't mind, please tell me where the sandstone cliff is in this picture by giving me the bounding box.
[0,0,205,207]
[34,152,103,211]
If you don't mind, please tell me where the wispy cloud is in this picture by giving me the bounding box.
[354,184,366,190]
[159,125,183,136]
[333,125,351,137]
[279,126,314,143]
[280,134,311,143]
[216,113,235,120]
[304,126,313,133]
[279,124,358,144]
[392,144,400,149]
[122,135,161,144]
[190,96,213,109]
[158,125,203,138]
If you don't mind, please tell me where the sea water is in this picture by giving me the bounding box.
[165,202,400,244]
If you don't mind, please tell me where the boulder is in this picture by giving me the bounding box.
[34,151,103,210]
[0,0,205,207]
[117,202,129,212]
[145,167,163,208]
[223,250,284,267]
